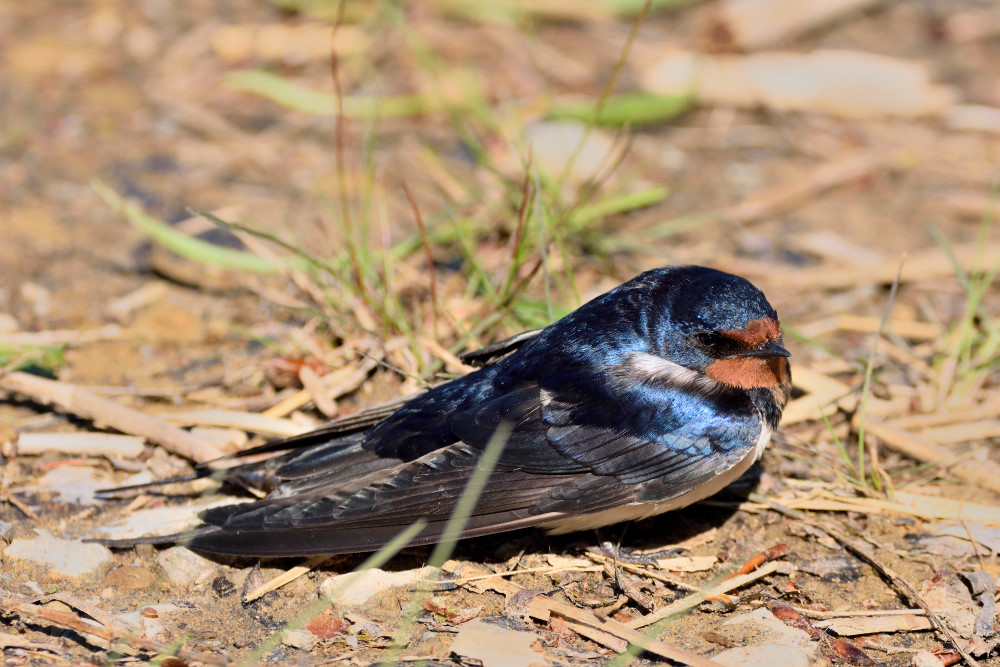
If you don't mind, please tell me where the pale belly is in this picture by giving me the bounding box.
[541,423,771,534]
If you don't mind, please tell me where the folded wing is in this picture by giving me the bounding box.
[179,383,761,556]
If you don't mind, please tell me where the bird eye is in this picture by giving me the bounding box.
[691,331,743,358]
[692,332,724,348]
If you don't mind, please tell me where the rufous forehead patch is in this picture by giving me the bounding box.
[721,317,781,346]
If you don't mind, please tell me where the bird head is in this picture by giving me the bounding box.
[660,267,790,394]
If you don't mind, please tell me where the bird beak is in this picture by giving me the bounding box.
[733,341,791,359]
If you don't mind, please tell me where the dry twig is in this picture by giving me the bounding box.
[0,372,224,463]
[242,555,330,604]
[628,562,781,629]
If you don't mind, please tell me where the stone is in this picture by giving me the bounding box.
[23,466,114,506]
[282,629,317,650]
[722,607,816,648]
[523,121,614,185]
[712,607,818,667]
[156,546,217,587]
[450,619,548,667]
[2,530,111,579]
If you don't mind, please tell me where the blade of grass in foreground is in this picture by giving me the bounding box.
[236,519,428,667]
[381,422,512,665]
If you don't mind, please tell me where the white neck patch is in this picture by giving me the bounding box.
[626,352,720,394]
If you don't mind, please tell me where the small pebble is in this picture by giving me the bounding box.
[282,629,317,651]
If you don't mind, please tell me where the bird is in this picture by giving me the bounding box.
[97,265,791,557]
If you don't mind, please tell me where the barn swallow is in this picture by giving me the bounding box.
[98,265,790,557]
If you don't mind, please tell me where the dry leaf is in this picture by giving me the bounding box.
[921,572,979,638]
[932,521,1000,555]
[305,614,345,640]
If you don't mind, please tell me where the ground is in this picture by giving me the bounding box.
[1,1,999,665]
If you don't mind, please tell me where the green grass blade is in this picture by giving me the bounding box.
[567,186,669,228]
[0,343,64,375]
[549,92,694,127]
[92,180,283,274]
[226,70,436,118]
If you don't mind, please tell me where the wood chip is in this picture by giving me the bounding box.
[418,337,477,375]
[834,314,940,341]
[298,365,338,418]
[889,399,1000,429]
[0,324,124,347]
[584,552,703,592]
[629,562,781,629]
[724,153,881,225]
[640,51,954,118]
[560,618,627,652]
[946,105,1000,135]
[787,230,886,265]
[242,555,330,604]
[917,420,1000,446]
[761,490,1000,527]
[891,492,1000,527]
[105,282,169,322]
[262,356,377,419]
[210,22,368,64]
[765,240,1000,291]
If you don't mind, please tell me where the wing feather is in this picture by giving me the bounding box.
[172,382,762,556]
